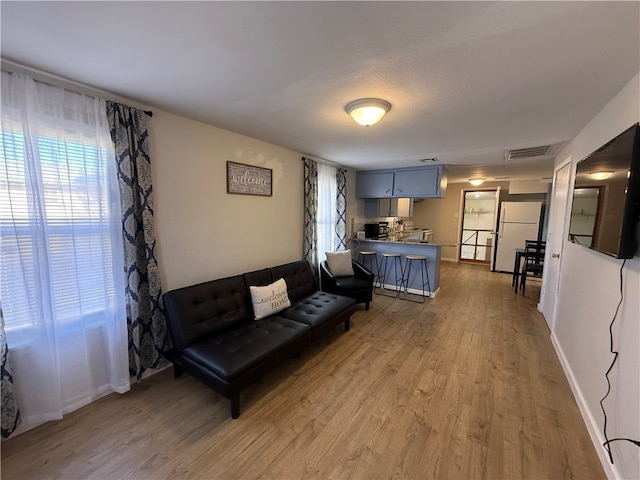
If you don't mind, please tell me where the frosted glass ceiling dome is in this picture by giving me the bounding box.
[345,98,391,126]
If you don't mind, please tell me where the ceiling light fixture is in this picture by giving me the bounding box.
[345,98,391,126]
[590,171,612,180]
[469,178,485,186]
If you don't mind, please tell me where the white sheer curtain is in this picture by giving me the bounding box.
[317,162,337,261]
[0,72,129,432]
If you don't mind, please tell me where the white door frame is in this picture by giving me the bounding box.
[490,186,501,271]
[539,156,573,330]
[458,187,500,266]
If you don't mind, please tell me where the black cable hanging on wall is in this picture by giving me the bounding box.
[598,258,640,464]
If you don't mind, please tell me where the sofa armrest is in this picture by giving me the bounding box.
[319,260,339,292]
[352,260,374,282]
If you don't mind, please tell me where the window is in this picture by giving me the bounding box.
[317,162,337,258]
[1,72,129,428]
[1,129,120,345]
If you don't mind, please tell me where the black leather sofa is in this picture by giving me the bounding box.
[163,260,356,419]
[319,260,375,310]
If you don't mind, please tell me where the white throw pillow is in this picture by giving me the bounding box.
[249,278,291,320]
[325,250,354,277]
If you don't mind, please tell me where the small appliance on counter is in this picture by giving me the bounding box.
[421,229,434,243]
[364,222,389,239]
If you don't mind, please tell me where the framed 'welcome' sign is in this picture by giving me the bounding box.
[226,161,272,196]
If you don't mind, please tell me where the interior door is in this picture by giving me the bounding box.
[540,158,572,329]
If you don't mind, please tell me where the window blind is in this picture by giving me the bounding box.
[1,129,118,344]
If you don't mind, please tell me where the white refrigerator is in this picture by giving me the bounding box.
[494,201,541,273]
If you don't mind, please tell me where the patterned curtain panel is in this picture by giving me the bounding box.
[336,169,347,251]
[303,158,318,273]
[1,306,20,438]
[106,101,169,380]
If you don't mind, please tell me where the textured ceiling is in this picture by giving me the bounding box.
[1,1,638,182]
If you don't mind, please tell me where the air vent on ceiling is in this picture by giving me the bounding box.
[419,157,438,163]
[505,144,555,161]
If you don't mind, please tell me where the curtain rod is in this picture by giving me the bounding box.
[301,155,346,169]
[1,58,153,116]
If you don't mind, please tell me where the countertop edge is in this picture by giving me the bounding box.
[357,239,458,247]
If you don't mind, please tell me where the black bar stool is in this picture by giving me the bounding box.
[376,252,402,297]
[399,255,431,303]
[357,250,380,287]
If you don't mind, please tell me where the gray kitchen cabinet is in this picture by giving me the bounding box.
[356,165,446,199]
[355,171,394,198]
[364,198,413,217]
[392,167,442,197]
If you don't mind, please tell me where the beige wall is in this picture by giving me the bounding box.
[346,169,365,229]
[149,110,305,291]
[149,110,360,291]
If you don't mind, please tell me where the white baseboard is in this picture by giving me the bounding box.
[376,283,440,299]
[550,332,620,479]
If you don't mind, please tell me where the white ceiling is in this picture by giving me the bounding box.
[1,1,638,183]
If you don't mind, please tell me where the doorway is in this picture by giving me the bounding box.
[459,189,499,265]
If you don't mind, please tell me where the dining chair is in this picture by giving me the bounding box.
[520,241,546,294]
[525,239,546,248]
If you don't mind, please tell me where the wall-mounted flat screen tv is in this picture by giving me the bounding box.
[568,123,640,259]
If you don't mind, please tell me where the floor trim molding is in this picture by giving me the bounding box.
[551,331,620,479]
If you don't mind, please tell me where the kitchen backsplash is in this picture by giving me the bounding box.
[350,216,416,239]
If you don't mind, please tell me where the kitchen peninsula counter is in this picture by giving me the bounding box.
[357,238,455,247]
[354,239,442,297]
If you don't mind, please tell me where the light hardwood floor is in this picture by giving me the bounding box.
[1,262,605,479]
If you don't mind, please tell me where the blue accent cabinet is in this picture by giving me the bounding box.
[355,171,394,198]
[356,165,447,199]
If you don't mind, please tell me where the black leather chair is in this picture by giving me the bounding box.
[320,260,374,310]
[520,241,546,294]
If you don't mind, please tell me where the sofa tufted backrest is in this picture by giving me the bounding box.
[270,260,317,302]
[163,275,253,351]
[243,268,273,289]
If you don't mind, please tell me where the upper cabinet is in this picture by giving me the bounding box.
[355,171,394,198]
[393,167,441,197]
[356,165,447,199]
[364,198,414,217]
